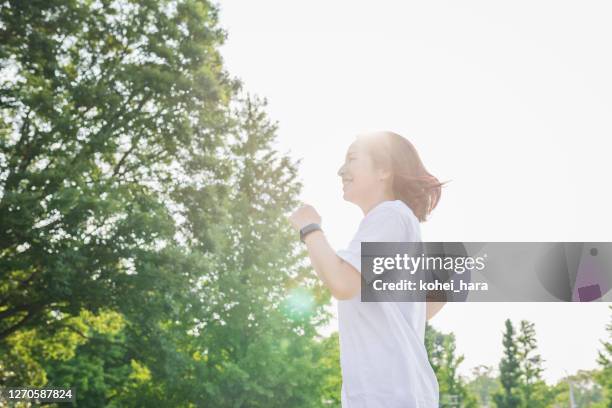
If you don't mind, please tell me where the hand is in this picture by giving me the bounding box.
[288,203,322,231]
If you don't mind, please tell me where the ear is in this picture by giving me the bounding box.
[378,168,393,182]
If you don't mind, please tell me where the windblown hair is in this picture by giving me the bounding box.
[357,131,447,222]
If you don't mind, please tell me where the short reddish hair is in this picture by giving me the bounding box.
[357,131,447,222]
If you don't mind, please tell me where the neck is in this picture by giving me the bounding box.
[359,191,396,216]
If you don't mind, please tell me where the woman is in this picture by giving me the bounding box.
[288,131,446,407]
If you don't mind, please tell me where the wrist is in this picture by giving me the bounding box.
[303,229,323,245]
[300,223,322,243]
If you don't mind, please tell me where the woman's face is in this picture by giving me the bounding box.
[337,140,387,204]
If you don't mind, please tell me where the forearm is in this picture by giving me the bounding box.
[303,230,359,299]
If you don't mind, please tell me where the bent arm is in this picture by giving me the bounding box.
[303,230,361,300]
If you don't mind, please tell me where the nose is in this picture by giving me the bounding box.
[337,164,345,178]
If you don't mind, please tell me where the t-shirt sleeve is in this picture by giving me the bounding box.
[336,207,410,274]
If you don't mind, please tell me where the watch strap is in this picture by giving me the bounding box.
[300,223,322,243]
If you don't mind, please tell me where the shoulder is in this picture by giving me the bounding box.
[357,201,409,232]
[358,200,421,241]
[361,201,402,225]
[366,200,418,225]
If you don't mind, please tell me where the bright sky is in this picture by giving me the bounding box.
[216,0,612,385]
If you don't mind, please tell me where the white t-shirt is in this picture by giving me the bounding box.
[336,199,440,408]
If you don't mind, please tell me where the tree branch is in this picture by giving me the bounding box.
[0,309,37,339]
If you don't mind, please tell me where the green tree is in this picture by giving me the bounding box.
[319,332,342,407]
[170,95,332,407]
[467,365,500,407]
[425,323,478,407]
[1,0,234,352]
[1,0,236,392]
[516,320,549,408]
[493,319,522,408]
[548,370,605,408]
[594,305,612,408]
[1,1,336,406]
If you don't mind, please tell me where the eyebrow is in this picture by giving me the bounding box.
[345,151,357,159]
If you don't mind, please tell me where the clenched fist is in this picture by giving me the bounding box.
[288,204,322,231]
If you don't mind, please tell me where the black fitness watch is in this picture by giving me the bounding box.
[300,223,322,243]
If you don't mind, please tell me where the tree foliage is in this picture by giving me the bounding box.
[493,319,523,408]
[594,305,612,408]
[1,0,235,344]
[426,322,478,407]
[516,320,550,408]
[1,1,335,406]
[467,365,501,407]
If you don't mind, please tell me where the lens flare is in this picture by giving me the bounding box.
[281,287,315,320]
